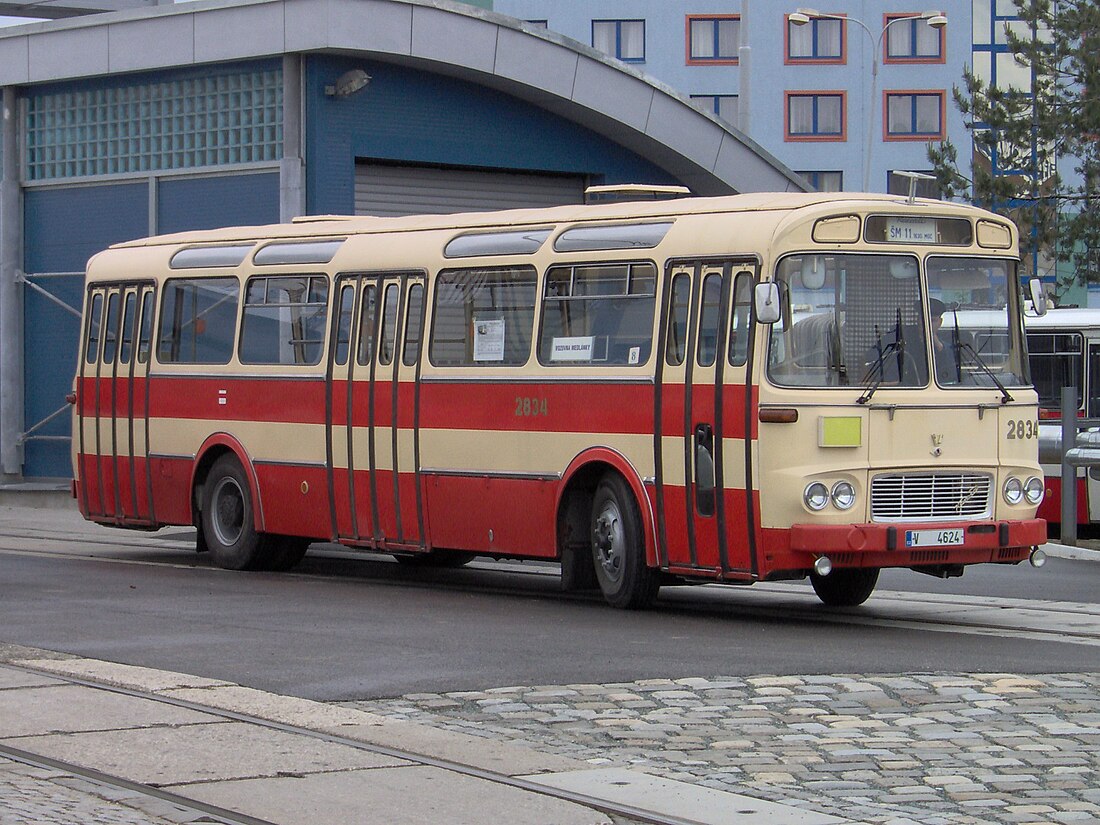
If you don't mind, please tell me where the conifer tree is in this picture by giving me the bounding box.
[928,0,1100,299]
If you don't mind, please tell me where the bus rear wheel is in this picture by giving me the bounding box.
[810,567,879,607]
[202,455,267,571]
[590,473,659,609]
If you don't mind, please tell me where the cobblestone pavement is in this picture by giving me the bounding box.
[344,672,1100,825]
[0,757,195,825]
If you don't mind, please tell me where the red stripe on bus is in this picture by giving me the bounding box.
[148,376,328,424]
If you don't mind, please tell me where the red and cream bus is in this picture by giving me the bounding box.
[1022,307,1100,531]
[71,193,1048,609]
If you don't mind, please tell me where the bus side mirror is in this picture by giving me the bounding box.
[1028,278,1047,316]
[754,282,781,324]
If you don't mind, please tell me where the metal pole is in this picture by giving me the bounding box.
[1061,385,1077,546]
[280,55,306,221]
[737,0,751,136]
[862,32,879,192]
[0,86,24,477]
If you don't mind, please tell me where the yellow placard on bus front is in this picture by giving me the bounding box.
[819,416,862,448]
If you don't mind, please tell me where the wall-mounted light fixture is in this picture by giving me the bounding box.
[325,69,371,99]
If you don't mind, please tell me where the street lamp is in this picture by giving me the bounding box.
[790,8,947,192]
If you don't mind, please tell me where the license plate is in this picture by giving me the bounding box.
[905,528,964,547]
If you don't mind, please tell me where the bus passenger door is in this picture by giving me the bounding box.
[370,274,426,549]
[79,283,155,524]
[657,261,754,574]
[328,273,424,549]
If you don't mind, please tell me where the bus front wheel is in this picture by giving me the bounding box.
[201,455,266,571]
[590,473,659,609]
[810,567,879,607]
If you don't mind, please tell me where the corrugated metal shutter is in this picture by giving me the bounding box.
[354,163,585,217]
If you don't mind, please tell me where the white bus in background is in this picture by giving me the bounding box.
[1023,307,1100,533]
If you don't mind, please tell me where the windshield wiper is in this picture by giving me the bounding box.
[857,341,900,404]
[857,312,903,405]
[947,312,1013,404]
[957,340,1014,404]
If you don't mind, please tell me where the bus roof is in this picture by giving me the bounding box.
[112,192,1000,250]
[1023,307,1100,330]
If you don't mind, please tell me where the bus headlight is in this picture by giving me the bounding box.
[831,481,856,510]
[1024,476,1044,505]
[1003,477,1024,505]
[804,482,829,511]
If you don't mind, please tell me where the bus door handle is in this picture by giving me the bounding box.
[694,423,716,516]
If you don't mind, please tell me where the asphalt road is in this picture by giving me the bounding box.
[1,530,1096,701]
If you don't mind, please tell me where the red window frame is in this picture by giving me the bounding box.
[784,13,847,65]
[784,91,847,142]
[686,15,740,66]
[883,90,946,141]
[883,13,946,65]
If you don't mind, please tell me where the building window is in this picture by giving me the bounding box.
[885,91,944,139]
[887,170,942,199]
[592,19,645,62]
[786,92,846,140]
[797,171,844,192]
[885,14,945,62]
[787,14,845,63]
[691,94,739,125]
[25,66,283,181]
[687,15,740,64]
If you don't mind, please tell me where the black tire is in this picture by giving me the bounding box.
[265,536,310,571]
[810,568,879,607]
[394,550,476,568]
[590,473,659,609]
[201,455,266,571]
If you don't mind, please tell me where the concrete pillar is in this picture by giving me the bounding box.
[0,86,23,477]
[280,55,306,221]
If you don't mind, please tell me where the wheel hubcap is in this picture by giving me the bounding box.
[211,477,245,547]
[593,501,624,583]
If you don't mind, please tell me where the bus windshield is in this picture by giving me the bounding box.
[769,253,927,388]
[927,256,1029,388]
[767,253,1029,390]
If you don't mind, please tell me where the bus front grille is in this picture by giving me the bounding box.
[871,473,992,521]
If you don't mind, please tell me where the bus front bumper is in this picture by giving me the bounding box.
[789,519,1047,567]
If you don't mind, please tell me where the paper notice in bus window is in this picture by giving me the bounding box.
[551,336,595,362]
[473,318,506,362]
[887,217,937,243]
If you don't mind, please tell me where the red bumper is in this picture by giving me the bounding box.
[788,519,1047,568]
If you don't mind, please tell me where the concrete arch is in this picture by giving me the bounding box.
[0,0,807,195]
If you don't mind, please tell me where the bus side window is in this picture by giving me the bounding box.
[728,272,752,366]
[403,282,425,367]
[334,284,354,366]
[665,273,690,366]
[378,284,399,366]
[102,292,120,365]
[119,292,137,365]
[85,293,104,365]
[357,285,378,366]
[158,278,239,365]
[696,274,722,367]
[137,291,154,364]
[240,275,329,366]
[538,262,657,366]
[429,267,537,367]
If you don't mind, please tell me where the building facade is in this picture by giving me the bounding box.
[0,0,805,481]
[490,0,973,197]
